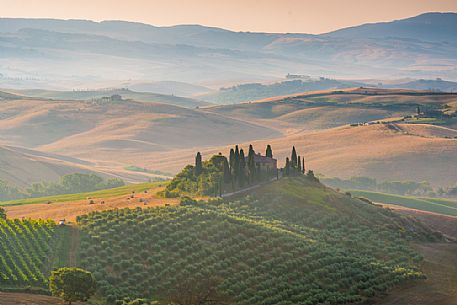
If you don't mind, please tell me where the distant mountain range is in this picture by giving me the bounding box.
[1,13,457,90]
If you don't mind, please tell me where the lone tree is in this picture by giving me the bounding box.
[265,145,273,158]
[302,156,305,174]
[195,152,203,176]
[49,268,96,305]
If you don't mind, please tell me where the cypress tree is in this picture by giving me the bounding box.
[195,152,202,176]
[297,156,301,175]
[285,157,290,176]
[223,158,231,184]
[266,145,273,158]
[234,145,240,181]
[229,149,235,172]
[302,156,305,174]
[239,149,246,187]
[248,145,256,184]
[291,146,298,168]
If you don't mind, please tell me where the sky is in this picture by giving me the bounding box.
[1,0,457,34]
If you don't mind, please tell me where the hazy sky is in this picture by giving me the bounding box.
[1,0,457,34]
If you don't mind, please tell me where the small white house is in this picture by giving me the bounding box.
[58,219,65,226]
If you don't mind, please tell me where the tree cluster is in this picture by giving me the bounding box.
[49,267,96,305]
[0,174,125,201]
[283,146,306,177]
[165,145,277,197]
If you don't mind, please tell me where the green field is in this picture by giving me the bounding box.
[0,182,165,207]
[349,190,457,216]
[77,177,438,304]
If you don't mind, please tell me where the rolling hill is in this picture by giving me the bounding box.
[205,88,457,132]
[0,96,280,186]
[0,145,102,187]
[72,177,441,304]
[1,13,457,87]
[2,88,210,108]
[324,12,457,42]
[2,88,455,188]
[0,172,454,305]
[135,123,457,187]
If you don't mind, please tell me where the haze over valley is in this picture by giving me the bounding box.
[1,3,457,305]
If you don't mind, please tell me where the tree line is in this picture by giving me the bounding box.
[322,176,457,198]
[198,144,276,190]
[0,173,124,201]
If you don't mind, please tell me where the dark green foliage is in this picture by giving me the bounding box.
[78,177,434,305]
[247,145,256,184]
[229,149,235,175]
[307,170,319,182]
[164,155,226,197]
[49,268,96,304]
[285,157,290,176]
[297,155,302,174]
[291,146,298,168]
[265,145,273,158]
[223,158,231,184]
[283,146,306,177]
[25,173,124,199]
[0,218,56,288]
[322,176,438,196]
[0,180,26,201]
[179,196,198,206]
[195,152,203,176]
[0,208,5,219]
[238,149,246,188]
[234,146,240,182]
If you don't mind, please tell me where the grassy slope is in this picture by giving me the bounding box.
[0,182,163,207]
[349,190,457,216]
[77,177,440,304]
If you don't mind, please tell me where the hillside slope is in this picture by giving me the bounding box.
[0,98,279,156]
[4,88,211,108]
[0,145,101,187]
[134,123,457,187]
[76,177,440,304]
[205,88,457,132]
